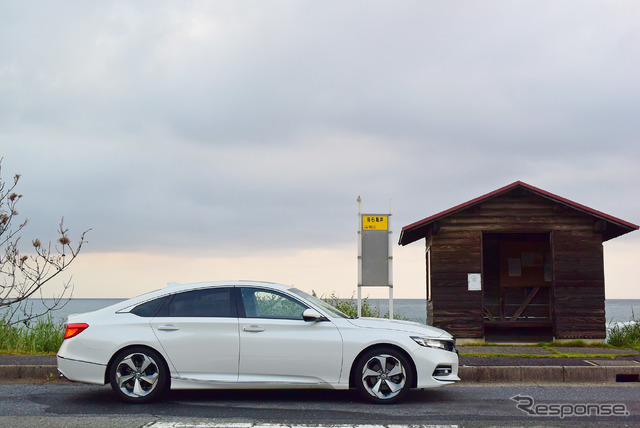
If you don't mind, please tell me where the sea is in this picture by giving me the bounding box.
[4,298,639,327]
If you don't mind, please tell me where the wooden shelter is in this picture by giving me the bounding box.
[399,181,638,342]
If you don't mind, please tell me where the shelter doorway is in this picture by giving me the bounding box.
[482,233,553,342]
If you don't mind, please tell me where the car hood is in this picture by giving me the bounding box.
[345,317,453,339]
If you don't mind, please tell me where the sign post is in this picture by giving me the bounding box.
[357,197,393,319]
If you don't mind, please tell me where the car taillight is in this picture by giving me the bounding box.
[64,323,89,340]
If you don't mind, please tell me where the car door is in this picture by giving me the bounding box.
[150,287,239,383]
[237,287,343,385]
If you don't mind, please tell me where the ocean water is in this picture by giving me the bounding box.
[372,298,640,325]
[5,297,639,326]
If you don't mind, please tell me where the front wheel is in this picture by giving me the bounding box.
[354,347,414,404]
[109,347,168,403]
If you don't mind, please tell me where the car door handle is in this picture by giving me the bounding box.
[243,325,265,332]
[157,325,180,331]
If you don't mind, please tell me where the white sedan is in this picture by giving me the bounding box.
[57,281,459,403]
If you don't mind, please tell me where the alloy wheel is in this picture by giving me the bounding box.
[360,353,407,400]
[114,352,160,398]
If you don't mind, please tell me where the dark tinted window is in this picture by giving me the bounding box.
[167,288,234,317]
[130,297,166,317]
[240,288,307,320]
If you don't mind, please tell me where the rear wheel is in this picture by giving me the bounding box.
[109,347,168,403]
[354,347,414,404]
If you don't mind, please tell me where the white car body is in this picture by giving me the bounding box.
[57,281,459,403]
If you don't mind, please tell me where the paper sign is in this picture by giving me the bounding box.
[468,273,482,291]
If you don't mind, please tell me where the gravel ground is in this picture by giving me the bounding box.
[459,346,554,355]
[550,346,638,354]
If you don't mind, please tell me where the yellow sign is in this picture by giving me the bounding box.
[362,215,388,231]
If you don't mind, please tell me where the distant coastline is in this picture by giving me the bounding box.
[6,298,639,326]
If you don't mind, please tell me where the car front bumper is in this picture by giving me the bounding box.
[413,347,460,388]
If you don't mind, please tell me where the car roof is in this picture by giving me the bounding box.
[165,280,290,292]
[116,280,295,311]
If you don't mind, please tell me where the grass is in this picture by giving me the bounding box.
[460,351,637,358]
[456,318,640,358]
[315,291,380,318]
[607,311,640,351]
[314,291,409,320]
[0,305,637,356]
[460,342,539,347]
[539,340,616,348]
[0,316,64,354]
[460,340,638,358]
[459,340,637,358]
[460,340,615,348]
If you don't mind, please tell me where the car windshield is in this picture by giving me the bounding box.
[289,288,352,319]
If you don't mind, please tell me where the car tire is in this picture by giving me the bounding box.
[109,346,169,403]
[354,347,414,404]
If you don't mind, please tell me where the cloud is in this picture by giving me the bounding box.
[1,1,639,297]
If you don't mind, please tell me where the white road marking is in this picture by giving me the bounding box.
[145,423,458,428]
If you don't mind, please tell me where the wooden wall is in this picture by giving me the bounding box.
[430,229,483,337]
[427,189,606,340]
[552,230,606,339]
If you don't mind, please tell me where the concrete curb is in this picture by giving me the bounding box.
[1,364,639,383]
[0,365,59,380]
[458,365,640,383]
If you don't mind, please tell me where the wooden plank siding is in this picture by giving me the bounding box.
[427,190,608,340]
[552,230,606,339]
[430,229,483,338]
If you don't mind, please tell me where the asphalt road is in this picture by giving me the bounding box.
[0,380,638,427]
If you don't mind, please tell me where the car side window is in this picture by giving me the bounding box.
[240,288,307,320]
[130,297,166,317]
[167,287,234,318]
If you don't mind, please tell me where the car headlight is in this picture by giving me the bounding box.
[411,336,455,352]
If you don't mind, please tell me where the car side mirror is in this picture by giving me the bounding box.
[303,308,327,322]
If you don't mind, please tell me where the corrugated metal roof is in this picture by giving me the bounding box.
[399,181,639,245]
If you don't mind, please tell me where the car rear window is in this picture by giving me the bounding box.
[130,297,166,317]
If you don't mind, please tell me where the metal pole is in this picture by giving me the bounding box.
[388,210,393,319]
[357,196,362,318]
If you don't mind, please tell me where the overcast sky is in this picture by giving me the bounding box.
[1,1,639,299]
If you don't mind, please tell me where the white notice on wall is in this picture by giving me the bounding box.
[468,273,481,291]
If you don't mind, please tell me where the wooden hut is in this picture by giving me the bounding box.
[398,181,638,342]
